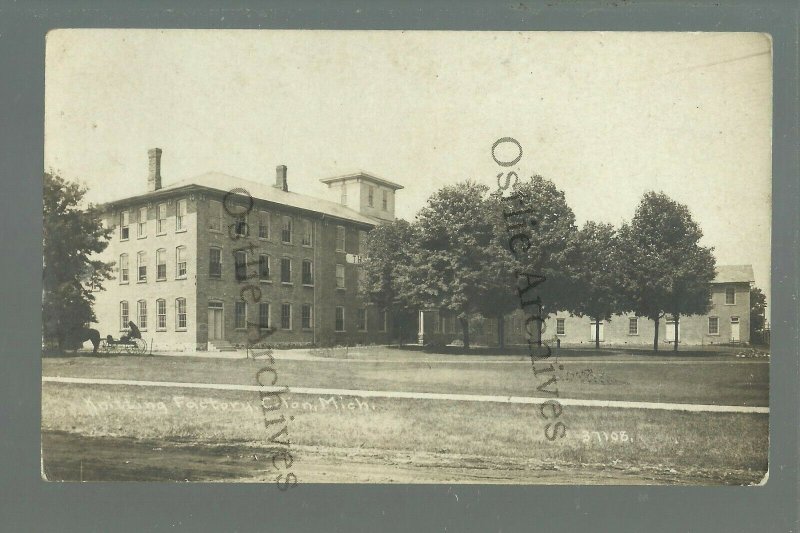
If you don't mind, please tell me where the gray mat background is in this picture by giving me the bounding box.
[1,1,797,531]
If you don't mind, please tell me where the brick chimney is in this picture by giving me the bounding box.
[275,165,288,192]
[148,148,162,191]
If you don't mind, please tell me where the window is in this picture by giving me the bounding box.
[357,268,366,291]
[209,248,222,278]
[367,186,374,207]
[156,299,166,330]
[357,308,367,331]
[302,260,313,285]
[138,206,147,237]
[708,316,719,335]
[235,251,248,282]
[301,219,312,246]
[382,190,388,211]
[258,211,270,239]
[556,318,566,335]
[301,304,312,329]
[155,249,167,281]
[235,300,247,329]
[379,309,388,332]
[281,216,292,244]
[336,264,345,289]
[120,301,129,330]
[176,246,187,278]
[335,306,345,332]
[119,254,129,283]
[259,302,270,329]
[340,182,347,205]
[628,317,639,335]
[336,226,346,252]
[137,300,147,330]
[725,287,736,305]
[176,199,187,231]
[259,254,270,281]
[175,298,187,329]
[156,203,167,234]
[137,251,147,282]
[281,303,292,330]
[209,200,223,232]
[281,257,292,283]
[120,210,130,240]
[233,214,248,237]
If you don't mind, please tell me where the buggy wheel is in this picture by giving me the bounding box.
[133,338,148,355]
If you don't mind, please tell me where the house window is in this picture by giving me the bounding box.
[209,247,222,278]
[367,186,374,207]
[379,309,388,332]
[281,303,292,330]
[119,254,129,283]
[156,299,167,330]
[137,251,147,282]
[209,200,223,232]
[233,214,248,237]
[628,317,639,335]
[340,182,347,205]
[357,308,367,331]
[335,306,345,332]
[138,206,147,237]
[259,254,270,281]
[235,251,247,282]
[281,216,292,244]
[336,264,345,289]
[708,316,719,335]
[281,257,292,283]
[137,300,147,330]
[176,298,187,330]
[336,226,346,252]
[725,287,736,305]
[301,304,312,329]
[382,190,388,211]
[258,211,270,239]
[120,210,130,240]
[259,302,270,329]
[176,246,187,278]
[302,260,313,285]
[301,219,313,246]
[120,301,129,330]
[176,199,187,231]
[556,318,566,335]
[156,203,167,234]
[235,300,247,329]
[156,249,167,280]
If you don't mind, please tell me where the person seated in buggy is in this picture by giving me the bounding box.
[119,321,141,343]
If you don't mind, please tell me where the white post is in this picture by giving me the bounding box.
[418,309,425,345]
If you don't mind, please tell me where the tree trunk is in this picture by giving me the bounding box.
[497,315,505,350]
[595,318,600,350]
[653,316,660,352]
[460,317,470,349]
[673,314,679,352]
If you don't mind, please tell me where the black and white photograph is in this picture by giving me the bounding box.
[41,29,771,485]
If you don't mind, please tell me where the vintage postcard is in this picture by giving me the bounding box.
[41,30,771,485]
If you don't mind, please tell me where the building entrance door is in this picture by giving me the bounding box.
[590,321,604,342]
[730,317,740,343]
[666,320,680,344]
[208,302,224,340]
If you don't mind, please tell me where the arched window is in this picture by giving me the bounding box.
[175,298,187,330]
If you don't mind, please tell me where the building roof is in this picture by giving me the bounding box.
[319,171,404,190]
[714,265,755,284]
[106,171,380,226]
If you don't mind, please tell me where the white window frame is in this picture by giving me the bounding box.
[280,257,292,284]
[301,304,313,330]
[708,316,720,335]
[725,287,736,305]
[556,318,566,336]
[156,248,167,281]
[301,259,313,286]
[335,264,345,289]
[259,254,271,282]
[357,308,367,332]
[628,317,639,336]
[156,298,167,330]
[335,226,346,252]
[335,306,345,332]
[137,300,148,331]
[281,215,293,244]
[235,250,248,282]
[138,206,148,238]
[176,246,187,279]
[301,219,313,247]
[234,300,247,330]
[258,302,270,330]
[258,210,270,240]
[137,251,147,282]
[120,210,130,240]
[156,203,167,235]
[281,303,292,330]
[176,199,187,232]
[119,253,129,284]
[208,200,223,232]
[120,301,129,330]
[209,247,222,278]
[176,298,187,330]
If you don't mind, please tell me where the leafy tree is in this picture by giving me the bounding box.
[750,286,768,343]
[566,221,622,349]
[395,181,517,348]
[498,175,578,345]
[359,219,417,343]
[42,173,113,351]
[618,192,716,351]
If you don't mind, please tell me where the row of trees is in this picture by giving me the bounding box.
[361,175,718,351]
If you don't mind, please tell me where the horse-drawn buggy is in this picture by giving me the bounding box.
[99,335,149,355]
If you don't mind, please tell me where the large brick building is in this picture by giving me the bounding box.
[92,149,403,351]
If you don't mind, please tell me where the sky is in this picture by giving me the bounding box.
[44,30,773,312]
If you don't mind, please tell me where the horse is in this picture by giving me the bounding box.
[68,327,101,354]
